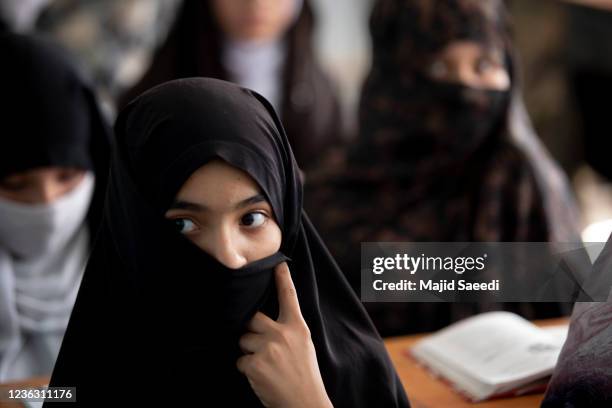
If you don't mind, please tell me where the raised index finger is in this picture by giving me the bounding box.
[275,262,302,324]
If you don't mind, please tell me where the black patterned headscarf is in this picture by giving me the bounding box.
[354,0,509,175]
[305,0,582,335]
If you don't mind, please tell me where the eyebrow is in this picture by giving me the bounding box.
[168,194,267,212]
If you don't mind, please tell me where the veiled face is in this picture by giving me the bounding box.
[426,40,510,90]
[211,0,296,43]
[0,167,86,204]
[165,159,282,269]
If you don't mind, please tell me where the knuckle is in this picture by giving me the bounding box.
[251,312,264,325]
[238,336,248,350]
[265,342,281,359]
[277,328,292,345]
[250,356,265,374]
[236,356,247,373]
[269,321,282,336]
[285,287,297,299]
[300,322,312,338]
[294,321,311,339]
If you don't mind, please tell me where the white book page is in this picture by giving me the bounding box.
[412,312,566,388]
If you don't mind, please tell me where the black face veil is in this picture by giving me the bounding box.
[47,78,410,407]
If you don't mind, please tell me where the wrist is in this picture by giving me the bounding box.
[305,392,332,408]
[318,396,333,408]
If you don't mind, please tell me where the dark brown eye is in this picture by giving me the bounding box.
[476,57,494,74]
[57,170,80,182]
[240,212,267,228]
[173,218,197,234]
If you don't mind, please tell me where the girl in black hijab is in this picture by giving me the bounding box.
[119,0,342,171]
[0,33,111,381]
[305,0,583,336]
[47,78,410,407]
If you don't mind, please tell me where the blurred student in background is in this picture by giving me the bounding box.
[0,0,49,33]
[35,0,180,110]
[306,0,582,336]
[120,0,343,171]
[0,33,110,382]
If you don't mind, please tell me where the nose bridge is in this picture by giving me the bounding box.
[209,222,247,269]
[249,0,266,10]
[456,58,478,88]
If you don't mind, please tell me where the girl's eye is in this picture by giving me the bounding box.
[173,218,197,234]
[240,212,267,228]
[476,57,494,74]
[58,170,79,182]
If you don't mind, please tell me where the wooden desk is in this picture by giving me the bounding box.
[0,318,568,407]
[384,318,569,408]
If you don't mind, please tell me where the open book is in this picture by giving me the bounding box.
[410,311,568,402]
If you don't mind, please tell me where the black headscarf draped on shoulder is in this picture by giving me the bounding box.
[542,234,612,407]
[0,32,111,238]
[47,78,409,407]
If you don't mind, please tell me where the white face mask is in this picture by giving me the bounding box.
[0,173,95,259]
[0,0,50,32]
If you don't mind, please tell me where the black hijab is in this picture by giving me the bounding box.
[0,32,111,236]
[47,78,410,407]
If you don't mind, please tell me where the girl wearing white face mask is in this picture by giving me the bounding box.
[0,33,111,382]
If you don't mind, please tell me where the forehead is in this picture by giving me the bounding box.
[175,160,262,205]
[436,40,502,59]
[2,167,75,180]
